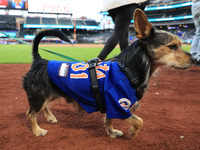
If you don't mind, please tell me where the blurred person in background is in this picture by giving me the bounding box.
[177,30,184,39]
[190,0,200,66]
[98,0,149,60]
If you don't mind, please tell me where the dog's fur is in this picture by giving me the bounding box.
[23,9,196,138]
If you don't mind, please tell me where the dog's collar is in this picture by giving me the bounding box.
[117,61,146,100]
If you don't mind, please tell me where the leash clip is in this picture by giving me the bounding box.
[130,100,140,112]
[88,57,99,69]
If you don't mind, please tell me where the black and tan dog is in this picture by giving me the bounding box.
[23,9,196,138]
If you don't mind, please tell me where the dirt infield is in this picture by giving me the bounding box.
[0,64,200,150]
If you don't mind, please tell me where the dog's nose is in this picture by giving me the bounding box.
[190,56,197,64]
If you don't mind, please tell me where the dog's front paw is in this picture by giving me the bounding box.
[108,129,123,138]
[33,128,48,137]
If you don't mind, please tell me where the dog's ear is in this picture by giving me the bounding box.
[134,9,152,39]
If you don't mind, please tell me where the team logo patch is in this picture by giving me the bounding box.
[118,98,131,110]
[59,63,69,77]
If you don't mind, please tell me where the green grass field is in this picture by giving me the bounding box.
[0,44,191,64]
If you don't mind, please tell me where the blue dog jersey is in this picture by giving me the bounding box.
[47,60,138,119]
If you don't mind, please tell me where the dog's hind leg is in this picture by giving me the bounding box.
[42,98,57,123]
[26,108,48,136]
[104,116,123,138]
[26,96,52,136]
[125,114,143,137]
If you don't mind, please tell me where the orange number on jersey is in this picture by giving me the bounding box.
[70,63,88,79]
[70,73,88,78]
[96,64,109,79]
[70,62,109,79]
[71,63,89,71]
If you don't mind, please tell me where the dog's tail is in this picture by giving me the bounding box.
[32,29,72,61]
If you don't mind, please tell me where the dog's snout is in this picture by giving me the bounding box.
[190,56,197,64]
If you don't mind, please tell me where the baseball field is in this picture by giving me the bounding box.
[0,43,200,150]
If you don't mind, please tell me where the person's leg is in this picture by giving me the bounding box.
[114,4,137,51]
[191,17,200,60]
[98,4,138,60]
[190,2,200,61]
[119,28,129,51]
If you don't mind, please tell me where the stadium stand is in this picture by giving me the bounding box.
[26,17,40,24]
[0,0,195,44]
[143,0,194,43]
[149,0,191,6]
[41,18,56,25]
[84,20,99,26]
[57,19,73,25]
[146,12,165,19]
[0,15,17,30]
[74,19,85,25]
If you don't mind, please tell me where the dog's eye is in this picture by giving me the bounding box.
[168,45,177,50]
